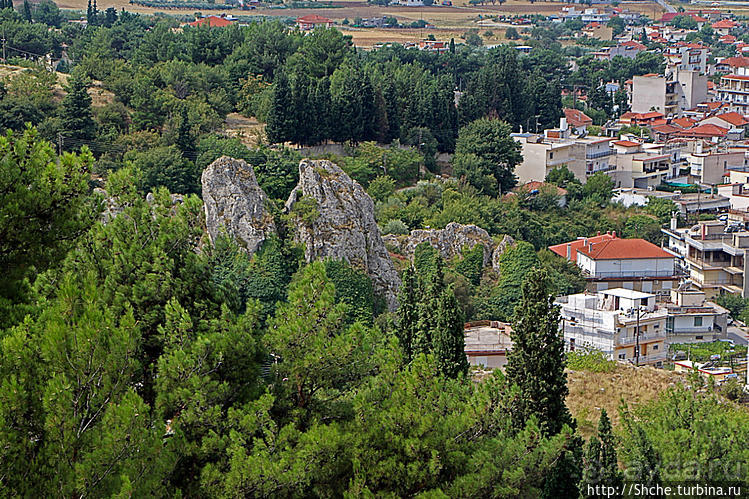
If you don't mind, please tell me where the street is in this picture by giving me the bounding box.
[727,326,748,345]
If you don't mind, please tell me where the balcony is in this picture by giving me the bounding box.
[617,333,666,346]
[637,352,668,365]
[586,149,612,160]
[584,269,675,279]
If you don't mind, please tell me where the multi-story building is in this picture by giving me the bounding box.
[664,42,710,73]
[717,67,749,114]
[686,149,748,185]
[662,220,749,298]
[550,235,678,298]
[557,288,668,366]
[631,70,707,117]
[665,288,728,343]
[512,120,615,184]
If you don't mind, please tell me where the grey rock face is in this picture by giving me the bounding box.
[491,234,516,273]
[286,159,401,311]
[201,156,276,254]
[402,222,495,267]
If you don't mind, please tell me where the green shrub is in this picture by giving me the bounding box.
[566,349,616,373]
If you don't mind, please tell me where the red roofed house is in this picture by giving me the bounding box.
[712,19,738,36]
[550,234,677,296]
[188,15,235,28]
[619,111,665,126]
[675,123,729,139]
[608,40,646,59]
[563,107,593,134]
[699,111,749,131]
[296,14,334,30]
[715,56,749,74]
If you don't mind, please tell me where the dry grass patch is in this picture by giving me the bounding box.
[224,112,265,148]
[566,363,684,438]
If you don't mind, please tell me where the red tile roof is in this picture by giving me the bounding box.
[613,140,640,147]
[620,40,646,50]
[671,117,696,129]
[297,14,333,24]
[576,238,673,260]
[676,123,729,137]
[563,108,593,127]
[712,111,749,127]
[188,15,235,27]
[712,19,738,29]
[517,181,568,196]
[548,233,617,263]
[652,124,680,134]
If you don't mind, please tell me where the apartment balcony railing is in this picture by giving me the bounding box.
[636,352,668,364]
[667,327,714,334]
[617,333,667,346]
[586,150,612,160]
[584,270,675,279]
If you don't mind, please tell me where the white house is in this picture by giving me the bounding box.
[557,288,668,366]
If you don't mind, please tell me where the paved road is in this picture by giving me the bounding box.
[655,0,676,14]
[727,326,748,345]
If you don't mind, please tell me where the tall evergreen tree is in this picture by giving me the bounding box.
[506,267,572,436]
[59,72,97,148]
[432,285,468,379]
[598,409,622,494]
[413,256,445,356]
[23,0,31,21]
[265,71,294,145]
[397,266,418,362]
[86,0,92,23]
[581,436,604,499]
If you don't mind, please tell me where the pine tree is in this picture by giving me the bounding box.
[598,409,622,495]
[506,267,572,436]
[59,72,97,148]
[432,285,468,378]
[581,436,604,499]
[265,72,294,145]
[629,425,663,495]
[543,433,583,499]
[175,107,194,157]
[397,266,418,362]
[23,0,31,21]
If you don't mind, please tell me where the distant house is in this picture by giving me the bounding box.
[608,40,646,60]
[711,19,738,36]
[513,181,568,207]
[698,111,749,131]
[296,14,334,30]
[188,15,235,28]
[563,108,593,134]
[463,321,513,370]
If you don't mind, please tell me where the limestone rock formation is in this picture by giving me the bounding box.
[491,234,516,273]
[400,222,495,267]
[286,159,401,310]
[201,156,276,254]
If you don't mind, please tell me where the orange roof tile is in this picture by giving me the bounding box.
[713,111,749,127]
[563,108,593,127]
[548,233,617,263]
[576,238,673,260]
[613,140,640,147]
[188,15,235,27]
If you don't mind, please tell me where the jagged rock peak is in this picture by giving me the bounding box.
[384,222,495,267]
[201,156,276,254]
[286,159,401,311]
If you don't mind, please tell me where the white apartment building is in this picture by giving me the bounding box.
[557,288,668,366]
[666,288,728,343]
[717,67,749,114]
[631,70,708,117]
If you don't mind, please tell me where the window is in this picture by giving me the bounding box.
[549,152,554,159]
[652,345,658,350]
[618,353,626,360]
[694,316,703,327]
[570,338,575,352]
[696,335,703,340]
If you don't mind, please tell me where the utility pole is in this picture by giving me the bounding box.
[635,306,641,367]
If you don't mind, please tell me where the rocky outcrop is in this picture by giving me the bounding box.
[384,224,516,273]
[286,159,401,311]
[491,235,516,273]
[401,222,495,267]
[201,156,276,254]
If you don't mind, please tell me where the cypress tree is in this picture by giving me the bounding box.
[86,0,92,23]
[23,0,31,21]
[432,285,468,379]
[449,37,455,54]
[396,266,418,363]
[313,77,332,145]
[265,71,294,145]
[581,436,604,499]
[598,409,622,494]
[175,107,194,157]
[506,267,572,436]
[413,255,444,356]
